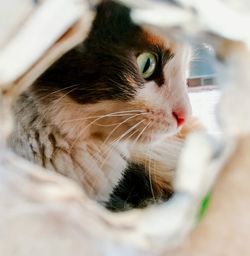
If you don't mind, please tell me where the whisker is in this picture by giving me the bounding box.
[87,122,143,187]
[101,120,145,159]
[61,113,146,123]
[101,113,147,146]
[128,120,156,204]
[64,110,146,155]
[124,127,141,141]
[131,120,152,148]
[147,129,156,203]
[94,122,122,127]
[16,84,79,115]
[60,110,147,124]
[99,120,146,170]
[36,87,78,126]
[68,112,145,152]
[110,119,145,147]
[39,83,80,96]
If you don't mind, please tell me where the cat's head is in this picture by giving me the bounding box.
[33,0,192,144]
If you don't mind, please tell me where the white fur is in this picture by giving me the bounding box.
[137,44,192,134]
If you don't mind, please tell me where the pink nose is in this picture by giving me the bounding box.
[172,111,185,127]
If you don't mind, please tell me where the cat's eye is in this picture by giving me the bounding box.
[137,52,157,79]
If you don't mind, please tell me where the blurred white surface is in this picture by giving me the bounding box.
[189,89,220,134]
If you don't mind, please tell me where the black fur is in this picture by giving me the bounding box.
[33,1,173,104]
[106,163,172,211]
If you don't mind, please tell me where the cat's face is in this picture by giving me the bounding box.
[34,1,191,144]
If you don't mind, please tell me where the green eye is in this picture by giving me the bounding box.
[137,52,157,79]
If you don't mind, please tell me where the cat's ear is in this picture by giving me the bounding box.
[93,0,136,41]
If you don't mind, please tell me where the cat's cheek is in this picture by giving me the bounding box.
[137,81,165,106]
[135,85,176,123]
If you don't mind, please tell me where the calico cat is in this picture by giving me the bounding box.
[8,0,192,210]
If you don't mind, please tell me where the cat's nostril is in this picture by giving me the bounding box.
[172,111,185,127]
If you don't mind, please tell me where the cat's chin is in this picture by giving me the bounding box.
[151,132,174,142]
[131,127,180,145]
[150,130,179,142]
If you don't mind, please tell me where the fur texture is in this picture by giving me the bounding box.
[9,0,193,209]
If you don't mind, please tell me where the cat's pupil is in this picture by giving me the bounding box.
[143,58,151,73]
[137,52,156,79]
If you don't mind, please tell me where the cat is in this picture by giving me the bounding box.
[8,0,193,210]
